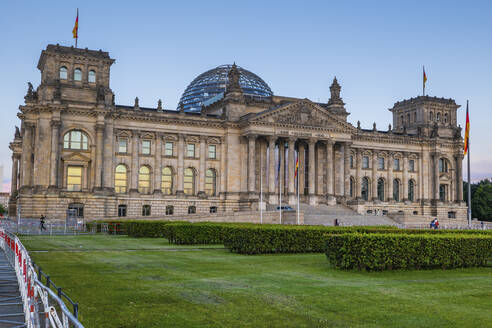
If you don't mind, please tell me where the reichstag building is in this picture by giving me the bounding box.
[9,45,466,221]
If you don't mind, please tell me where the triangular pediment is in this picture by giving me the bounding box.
[62,152,91,162]
[248,99,353,131]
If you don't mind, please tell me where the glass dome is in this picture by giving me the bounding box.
[178,64,273,112]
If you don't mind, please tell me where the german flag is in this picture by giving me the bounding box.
[72,9,79,39]
[294,157,299,178]
[464,101,470,155]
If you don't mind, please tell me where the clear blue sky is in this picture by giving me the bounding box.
[0,0,491,191]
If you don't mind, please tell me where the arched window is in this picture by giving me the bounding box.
[349,177,355,198]
[444,113,448,123]
[393,179,400,202]
[377,178,385,201]
[88,70,96,83]
[161,167,173,195]
[138,166,151,194]
[115,165,127,193]
[63,130,88,150]
[408,179,415,202]
[361,177,369,201]
[59,66,68,80]
[74,68,82,81]
[205,169,216,196]
[437,112,441,122]
[184,168,195,195]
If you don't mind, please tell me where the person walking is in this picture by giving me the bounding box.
[39,215,46,231]
[429,218,435,229]
[434,219,439,230]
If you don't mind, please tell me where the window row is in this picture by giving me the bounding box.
[118,139,217,158]
[115,165,217,196]
[59,66,96,83]
[350,155,416,172]
[117,204,218,217]
[430,111,448,123]
[349,177,416,202]
[400,111,417,126]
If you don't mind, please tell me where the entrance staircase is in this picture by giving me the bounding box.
[300,203,398,226]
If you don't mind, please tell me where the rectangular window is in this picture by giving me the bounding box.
[350,155,354,168]
[118,205,127,217]
[362,156,369,169]
[409,159,415,172]
[142,205,151,216]
[67,166,82,191]
[165,206,174,215]
[187,144,195,158]
[210,206,217,213]
[378,157,385,170]
[393,158,400,171]
[142,140,151,155]
[208,145,216,159]
[118,139,127,153]
[165,142,174,156]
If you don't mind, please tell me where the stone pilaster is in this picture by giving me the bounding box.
[326,140,335,204]
[299,142,305,195]
[20,122,34,189]
[387,153,393,201]
[33,116,51,188]
[248,134,257,194]
[433,152,440,201]
[198,135,207,198]
[308,139,317,205]
[94,122,104,189]
[176,133,185,195]
[219,137,226,199]
[402,152,409,202]
[11,155,19,194]
[102,117,114,191]
[268,136,277,202]
[279,141,285,197]
[456,154,464,203]
[153,134,162,194]
[130,130,140,193]
[371,151,378,201]
[343,142,351,198]
[49,120,61,189]
[355,148,362,199]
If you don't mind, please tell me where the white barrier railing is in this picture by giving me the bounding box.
[0,227,84,328]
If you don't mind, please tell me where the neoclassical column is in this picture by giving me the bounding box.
[279,140,285,196]
[402,152,409,201]
[355,148,362,199]
[316,143,324,196]
[248,134,256,193]
[176,133,185,195]
[287,137,296,204]
[11,155,19,195]
[433,152,440,201]
[153,133,162,193]
[20,122,34,188]
[130,130,140,192]
[456,154,464,202]
[299,142,305,194]
[268,136,277,195]
[102,118,114,190]
[387,153,393,201]
[49,120,61,188]
[198,135,207,197]
[326,140,334,197]
[308,139,316,198]
[94,122,104,189]
[343,142,351,198]
[371,151,378,201]
[219,137,226,197]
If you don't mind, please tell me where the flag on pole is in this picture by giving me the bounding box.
[294,157,299,178]
[423,67,427,85]
[422,66,427,96]
[464,102,470,155]
[72,9,79,46]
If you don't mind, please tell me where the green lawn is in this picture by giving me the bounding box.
[20,235,492,328]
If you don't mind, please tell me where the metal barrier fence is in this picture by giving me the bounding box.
[0,218,90,236]
[0,227,84,328]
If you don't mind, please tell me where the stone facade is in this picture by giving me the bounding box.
[9,44,467,221]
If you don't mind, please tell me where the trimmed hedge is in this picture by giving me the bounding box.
[326,233,492,270]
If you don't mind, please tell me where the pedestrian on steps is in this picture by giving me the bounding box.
[39,215,46,232]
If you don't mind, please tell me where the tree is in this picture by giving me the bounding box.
[471,181,492,221]
[0,204,6,215]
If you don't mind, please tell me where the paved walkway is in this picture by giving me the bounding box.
[0,251,25,328]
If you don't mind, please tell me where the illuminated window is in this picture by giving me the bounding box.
[59,66,68,80]
[67,166,82,191]
[208,145,216,159]
[63,130,88,150]
[165,142,173,156]
[74,68,82,81]
[138,166,151,194]
[161,167,173,195]
[88,70,96,83]
[115,165,127,193]
[142,140,151,155]
[184,168,195,195]
[205,169,216,196]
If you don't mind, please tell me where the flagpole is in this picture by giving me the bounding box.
[279,149,282,225]
[75,8,78,48]
[260,148,263,224]
[297,163,300,225]
[466,100,471,227]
